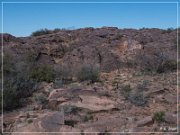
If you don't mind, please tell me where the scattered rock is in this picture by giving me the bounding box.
[164,112,177,124]
[164,94,177,104]
[77,117,126,132]
[144,89,166,97]
[136,116,153,127]
[13,111,65,133]
[40,112,64,131]
[58,95,117,112]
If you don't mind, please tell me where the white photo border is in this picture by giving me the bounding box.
[1,1,179,134]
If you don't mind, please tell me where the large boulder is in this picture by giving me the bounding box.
[12,111,68,134]
[48,88,117,112]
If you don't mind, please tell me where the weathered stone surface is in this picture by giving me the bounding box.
[60,95,116,111]
[40,112,64,131]
[48,88,117,112]
[164,112,177,124]
[136,116,153,127]
[144,88,166,97]
[164,94,177,104]
[77,117,126,132]
[13,111,65,133]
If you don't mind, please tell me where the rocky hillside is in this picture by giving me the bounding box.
[0,27,179,134]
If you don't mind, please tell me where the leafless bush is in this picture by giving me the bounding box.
[135,49,177,73]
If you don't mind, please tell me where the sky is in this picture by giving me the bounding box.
[0,0,179,37]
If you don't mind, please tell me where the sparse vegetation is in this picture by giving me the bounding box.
[98,130,111,135]
[26,50,40,62]
[157,60,177,73]
[83,112,93,122]
[77,64,99,83]
[27,119,33,124]
[31,28,51,36]
[120,84,132,99]
[61,105,79,115]
[80,130,85,135]
[120,82,148,106]
[33,93,48,105]
[136,80,149,92]
[135,49,177,74]
[3,53,36,110]
[29,65,56,82]
[153,111,165,123]
[2,28,177,132]
[64,120,78,127]
[128,93,147,106]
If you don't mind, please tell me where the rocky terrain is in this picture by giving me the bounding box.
[0,27,179,134]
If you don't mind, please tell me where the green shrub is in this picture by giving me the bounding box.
[3,54,36,110]
[26,51,39,62]
[64,120,77,127]
[1,54,35,110]
[120,84,131,99]
[27,119,33,124]
[3,73,35,110]
[33,93,48,105]
[98,130,111,135]
[83,112,93,122]
[77,65,99,83]
[29,65,55,82]
[136,80,149,92]
[157,60,177,73]
[61,105,79,115]
[153,111,165,123]
[80,130,85,135]
[128,93,147,106]
[166,28,174,33]
[31,28,51,36]
[120,83,148,106]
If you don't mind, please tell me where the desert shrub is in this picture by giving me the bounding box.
[120,84,131,99]
[53,79,64,88]
[3,54,36,110]
[27,119,33,124]
[157,60,177,73]
[64,120,78,127]
[3,53,14,74]
[98,130,111,135]
[3,74,36,110]
[26,51,40,62]
[77,64,99,83]
[166,28,174,33]
[83,112,93,122]
[53,28,61,32]
[31,28,51,36]
[81,130,85,135]
[128,93,147,106]
[172,36,180,52]
[135,50,177,74]
[136,80,149,91]
[33,93,48,105]
[120,82,148,106]
[29,65,55,82]
[153,111,165,123]
[61,105,79,115]
[54,64,74,85]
